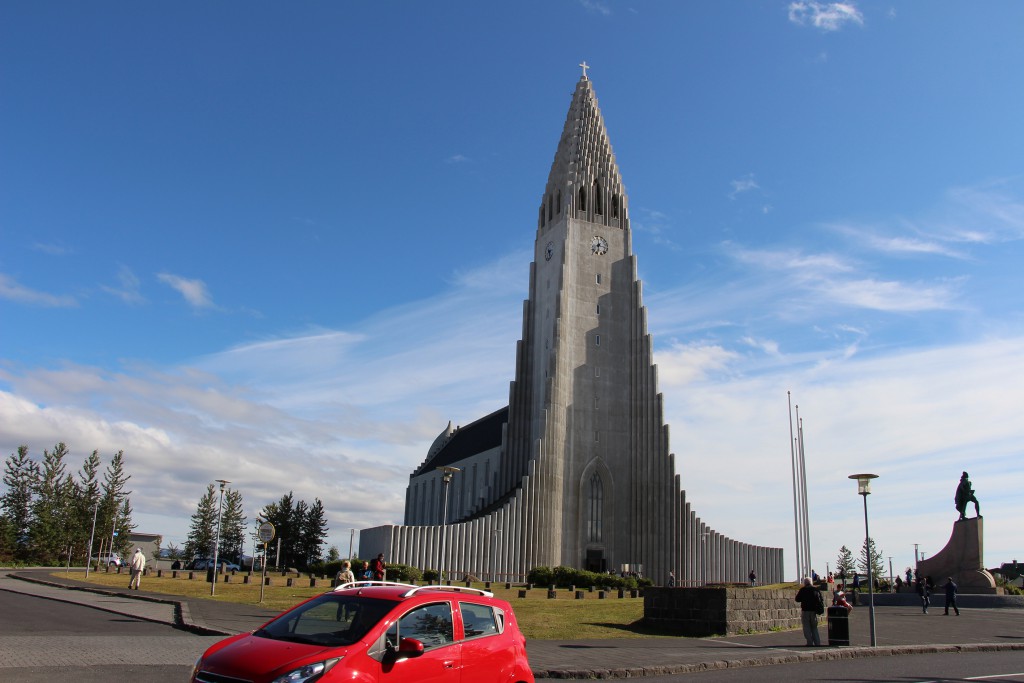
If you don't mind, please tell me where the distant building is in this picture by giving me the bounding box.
[361,72,784,585]
[127,532,162,565]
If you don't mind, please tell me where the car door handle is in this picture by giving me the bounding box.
[442,660,455,669]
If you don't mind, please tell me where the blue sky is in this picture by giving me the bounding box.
[2,2,1022,574]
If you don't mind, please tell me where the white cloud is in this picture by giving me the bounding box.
[0,273,77,307]
[729,175,761,200]
[157,272,214,309]
[788,1,864,31]
[445,154,470,164]
[578,0,611,16]
[101,266,146,305]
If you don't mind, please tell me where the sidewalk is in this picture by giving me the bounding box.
[4,569,1022,680]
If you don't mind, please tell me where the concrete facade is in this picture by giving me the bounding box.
[361,74,784,585]
[643,586,813,637]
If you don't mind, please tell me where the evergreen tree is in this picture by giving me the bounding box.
[1,446,40,561]
[185,484,218,560]
[261,492,297,569]
[858,537,885,580]
[835,545,855,580]
[219,488,247,564]
[325,545,341,564]
[29,443,72,563]
[298,498,329,568]
[100,450,132,557]
[75,451,103,561]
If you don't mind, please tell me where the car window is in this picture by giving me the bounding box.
[459,602,500,639]
[385,602,454,650]
[257,596,393,647]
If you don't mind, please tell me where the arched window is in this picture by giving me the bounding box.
[587,473,603,543]
[593,182,603,215]
[578,186,587,212]
[611,194,619,218]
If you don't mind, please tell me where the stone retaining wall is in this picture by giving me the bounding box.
[643,586,814,636]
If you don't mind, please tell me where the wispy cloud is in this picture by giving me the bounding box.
[0,274,77,307]
[579,0,611,16]
[729,174,761,200]
[788,1,864,31]
[157,272,214,309]
[101,266,146,305]
[31,242,73,256]
[445,154,471,164]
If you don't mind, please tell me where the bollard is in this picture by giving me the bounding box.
[264,577,272,586]
[575,590,585,600]
[287,578,294,587]
[188,572,195,580]
[309,578,318,588]
[243,575,250,584]
[547,590,557,599]
[518,589,527,599]
[630,589,639,598]
[505,582,512,590]
[172,571,178,579]
[157,569,163,578]
[223,574,230,583]
[598,590,606,599]
[617,589,625,599]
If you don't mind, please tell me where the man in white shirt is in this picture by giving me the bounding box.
[129,548,146,590]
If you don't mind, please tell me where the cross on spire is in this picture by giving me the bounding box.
[579,61,590,80]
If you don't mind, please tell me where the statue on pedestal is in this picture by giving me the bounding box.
[955,471,980,521]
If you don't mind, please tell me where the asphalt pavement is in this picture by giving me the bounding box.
[3,569,1022,680]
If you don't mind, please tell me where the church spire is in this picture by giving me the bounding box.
[538,72,628,231]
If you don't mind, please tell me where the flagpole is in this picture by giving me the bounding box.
[788,391,803,579]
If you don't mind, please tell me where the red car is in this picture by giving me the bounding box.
[191,581,535,683]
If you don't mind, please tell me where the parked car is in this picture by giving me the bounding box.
[191,581,535,683]
[186,558,240,572]
[91,553,122,567]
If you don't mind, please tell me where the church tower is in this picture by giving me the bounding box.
[361,71,784,586]
[499,70,676,576]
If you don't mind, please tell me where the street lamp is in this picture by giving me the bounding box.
[849,473,878,647]
[211,479,230,597]
[436,466,460,584]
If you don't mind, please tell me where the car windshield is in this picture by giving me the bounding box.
[254,595,394,647]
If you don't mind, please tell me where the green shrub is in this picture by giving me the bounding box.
[527,566,639,590]
[386,563,422,583]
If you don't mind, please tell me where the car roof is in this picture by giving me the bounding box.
[331,581,498,602]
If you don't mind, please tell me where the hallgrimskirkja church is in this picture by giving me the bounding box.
[360,72,784,585]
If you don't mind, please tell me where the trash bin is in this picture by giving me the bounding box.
[827,606,850,646]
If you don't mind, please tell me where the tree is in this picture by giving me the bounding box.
[858,537,885,580]
[1,446,40,561]
[185,484,218,560]
[325,545,341,564]
[100,450,133,557]
[835,545,855,580]
[219,488,247,564]
[29,443,72,563]
[261,492,297,569]
[298,498,329,568]
[74,451,103,562]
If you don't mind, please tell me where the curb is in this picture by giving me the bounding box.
[531,642,1024,679]
[4,572,230,636]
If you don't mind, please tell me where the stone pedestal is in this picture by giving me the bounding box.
[916,517,999,594]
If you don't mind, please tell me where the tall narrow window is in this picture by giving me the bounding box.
[595,334,600,347]
[611,195,620,218]
[539,206,545,227]
[578,186,587,212]
[596,273,601,285]
[587,473,603,543]
[557,190,562,214]
[593,182,603,215]
[596,303,601,315]
[549,196,554,221]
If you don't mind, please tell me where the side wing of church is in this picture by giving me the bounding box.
[360,74,784,585]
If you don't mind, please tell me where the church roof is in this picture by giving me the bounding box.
[412,406,509,476]
[541,72,627,216]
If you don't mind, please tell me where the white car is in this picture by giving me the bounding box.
[92,553,123,566]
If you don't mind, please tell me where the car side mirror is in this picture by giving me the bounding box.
[397,637,424,659]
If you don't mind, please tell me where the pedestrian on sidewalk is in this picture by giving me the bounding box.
[795,577,823,646]
[748,569,756,587]
[917,577,930,614]
[128,548,146,590]
[944,576,960,615]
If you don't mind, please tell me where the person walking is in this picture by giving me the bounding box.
[917,577,931,614]
[370,553,387,581]
[128,548,146,590]
[748,569,757,587]
[335,560,355,586]
[795,577,823,646]
[667,571,676,588]
[944,576,960,615]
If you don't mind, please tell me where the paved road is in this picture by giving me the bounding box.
[0,589,221,682]
[554,650,1024,682]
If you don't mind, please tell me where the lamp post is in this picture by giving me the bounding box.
[491,528,502,583]
[211,479,230,597]
[849,473,878,647]
[436,466,460,584]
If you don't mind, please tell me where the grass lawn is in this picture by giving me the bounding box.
[55,570,658,640]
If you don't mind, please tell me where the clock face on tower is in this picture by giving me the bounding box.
[544,242,554,261]
[591,236,609,255]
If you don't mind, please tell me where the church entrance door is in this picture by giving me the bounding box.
[585,548,605,573]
